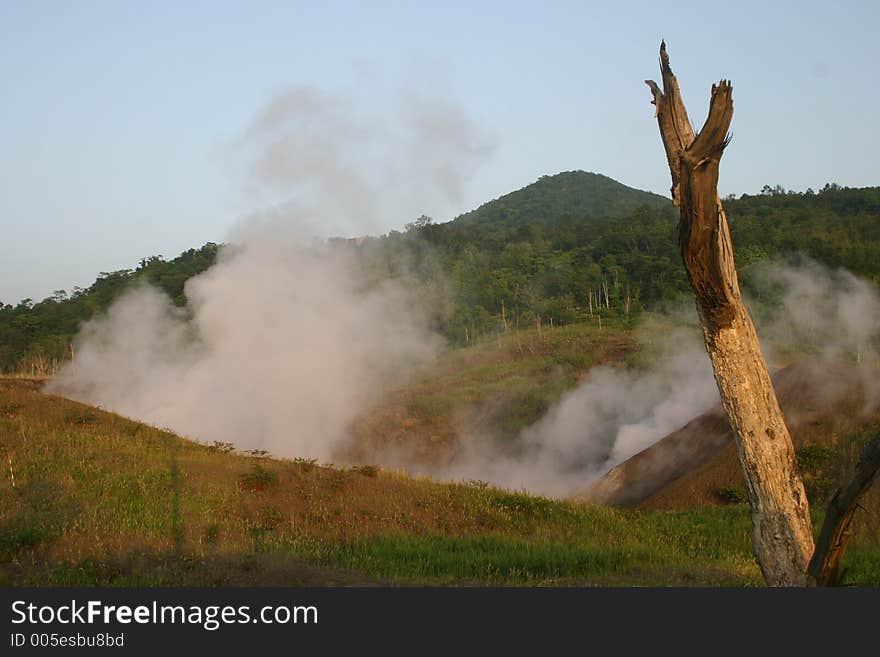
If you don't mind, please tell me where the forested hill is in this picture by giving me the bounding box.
[0,244,220,374]
[452,171,671,229]
[2,176,879,373]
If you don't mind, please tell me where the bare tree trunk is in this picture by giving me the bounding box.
[646,42,814,586]
[809,436,880,586]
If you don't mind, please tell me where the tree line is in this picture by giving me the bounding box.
[2,178,878,374]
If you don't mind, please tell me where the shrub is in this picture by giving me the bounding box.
[353,465,379,478]
[796,444,835,471]
[238,464,278,492]
[715,486,748,505]
[294,457,318,473]
[796,444,838,504]
[203,524,220,549]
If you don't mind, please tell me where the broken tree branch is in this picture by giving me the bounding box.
[809,435,880,586]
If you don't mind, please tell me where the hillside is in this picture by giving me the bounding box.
[450,170,672,228]
[338,319,634,471]
[0,376,774,586]
[576,361,880,515]
[5,311,880,586]
[0,243,220,375]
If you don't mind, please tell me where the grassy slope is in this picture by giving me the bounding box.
[0,376,770,587]
[342,319,633,467]
[2,318,878,586]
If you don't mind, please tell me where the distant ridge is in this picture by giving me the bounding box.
[451,170,671,228]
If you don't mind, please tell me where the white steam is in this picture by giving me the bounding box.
[48,242,438,459]
[430,259,880,497]
[234,85,495,235]
[754,259,880,365]
[434,328,716,497]
[47,85,494,459]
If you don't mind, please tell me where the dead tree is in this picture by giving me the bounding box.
[646,42,814,585]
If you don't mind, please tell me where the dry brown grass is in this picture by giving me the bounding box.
[0,376,772,586]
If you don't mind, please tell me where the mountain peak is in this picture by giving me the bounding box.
[452,170,671,228]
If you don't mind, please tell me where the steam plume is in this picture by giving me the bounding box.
[428,259,880,497]
[44,83,878,500]
[47,85,494,459]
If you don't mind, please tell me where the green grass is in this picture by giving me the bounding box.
[838,547,880,586]
[273,504,763,586]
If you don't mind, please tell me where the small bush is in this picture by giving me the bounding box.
[203,524,220,548]
[238,464,279,492]
[353,465,379,478]
[796,444,836,472]
[0,523,44,557]
[803,475,836,504]
[715,486,748,505]
[492,491,554,516]
[294,457,318,472]
[797,444,838,504]
[63,411,97,425]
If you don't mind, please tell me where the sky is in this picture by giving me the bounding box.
[1,0,878,304]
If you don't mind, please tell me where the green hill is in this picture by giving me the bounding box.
[3,176,880,373]
[452,170,672,229]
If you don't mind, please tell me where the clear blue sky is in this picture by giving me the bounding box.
[2,0,877,304]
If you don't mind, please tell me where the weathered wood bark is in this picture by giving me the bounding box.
[646,42,815,586]
[809,436,880,586]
